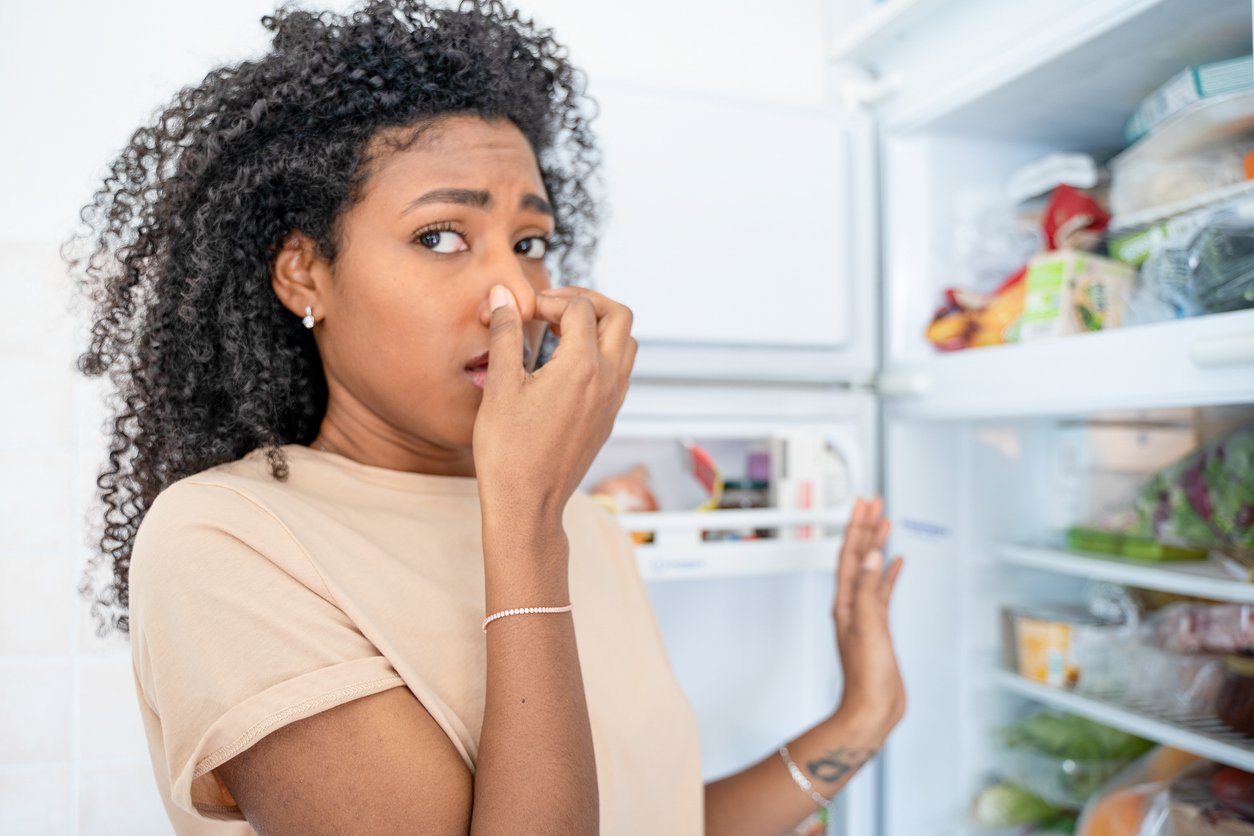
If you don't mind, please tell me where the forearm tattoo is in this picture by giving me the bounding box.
[806,746,878,785]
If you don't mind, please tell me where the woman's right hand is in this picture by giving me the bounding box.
[472,284,637,532]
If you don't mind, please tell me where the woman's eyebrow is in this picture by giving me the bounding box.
[521,193,554,216]
[402,188,490,214]
[400,188,554,217]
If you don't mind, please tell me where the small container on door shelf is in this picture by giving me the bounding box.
[701,480,771,542]
[768,431,850,541]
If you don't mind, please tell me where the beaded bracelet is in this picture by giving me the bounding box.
[482,604,573,632]
[778,744,834,810]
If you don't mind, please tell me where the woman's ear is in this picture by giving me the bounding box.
[271,231,330,321]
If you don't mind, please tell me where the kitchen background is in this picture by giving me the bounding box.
[0,0,845,832]
[4,0,1254,834]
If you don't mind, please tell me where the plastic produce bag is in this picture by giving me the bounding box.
[1132,424,1254,550]
[1076,747,1204,836]
[1189,214,1254,313]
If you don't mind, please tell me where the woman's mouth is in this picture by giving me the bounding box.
[463,344,533,389]
[464,351,490,389]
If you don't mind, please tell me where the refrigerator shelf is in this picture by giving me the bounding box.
[618,508,847,581]
[996,544,1254,604]
[882,308,1254,420]
[634,537,841,581]
[991,670,1254,773]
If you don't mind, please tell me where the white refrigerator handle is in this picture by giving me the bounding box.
[1189,331,1254,368]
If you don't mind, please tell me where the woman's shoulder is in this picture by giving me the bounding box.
[131,447,328,597]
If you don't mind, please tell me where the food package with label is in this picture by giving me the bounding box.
[924,268,1026,352]
[1020,251,1135,341]
[1004,605,1130,691]
[1124,56,1254,144]
[768,431,850,541]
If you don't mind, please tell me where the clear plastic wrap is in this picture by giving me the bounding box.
[1151,603,1254,654]
[1125,638,1227,717]
[1110,143,1253,218]
[1188,214,1254,313]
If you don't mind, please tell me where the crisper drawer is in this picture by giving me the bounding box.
[583,382,877,581]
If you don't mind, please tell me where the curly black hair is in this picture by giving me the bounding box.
[69,0,601,636]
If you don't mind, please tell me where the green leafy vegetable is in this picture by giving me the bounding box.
[974,783,1061,826]
[999,712,1154,761]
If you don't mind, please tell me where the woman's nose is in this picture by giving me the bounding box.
[474,248,541,324]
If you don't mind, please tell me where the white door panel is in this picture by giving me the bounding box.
[590,83,875,382]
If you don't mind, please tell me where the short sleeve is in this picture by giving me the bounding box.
[129,479,405,821]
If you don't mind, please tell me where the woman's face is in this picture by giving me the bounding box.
[284,115,555,475]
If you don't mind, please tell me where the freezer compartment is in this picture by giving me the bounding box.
[875,0,1254,371]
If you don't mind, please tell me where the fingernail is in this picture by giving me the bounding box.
[862,550,883,571]
[490,285,512,311]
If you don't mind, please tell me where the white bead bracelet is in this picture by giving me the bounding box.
[482,604,573,632]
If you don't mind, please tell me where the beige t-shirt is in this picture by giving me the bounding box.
[129,443,703,835]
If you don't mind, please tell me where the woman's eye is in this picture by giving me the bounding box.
[516,237,549,260]
[416,229,468,254]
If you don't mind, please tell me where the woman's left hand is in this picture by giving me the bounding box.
[832,496,906,736]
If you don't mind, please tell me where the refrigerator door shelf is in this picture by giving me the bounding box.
[998,543,1254,605]
[619,508,848,581]
[633,535,843,582]
[881,308,1254,421]
[992,669,1254,773]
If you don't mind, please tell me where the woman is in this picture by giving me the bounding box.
[72,1,906,833]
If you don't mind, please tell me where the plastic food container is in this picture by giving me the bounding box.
[1217,654,1254,735]
[992,743,1131,810]
[1006,606,1125,690]
[1065,526,1209,561]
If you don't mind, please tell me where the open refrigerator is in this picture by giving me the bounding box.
[575,0,1254,833]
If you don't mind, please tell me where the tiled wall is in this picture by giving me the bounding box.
[0,239,171,833]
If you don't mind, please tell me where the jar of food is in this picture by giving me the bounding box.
[1217,653,1254,736]
[702,479,771,541]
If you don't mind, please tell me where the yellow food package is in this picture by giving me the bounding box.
[1015,615,1077,688]
[1020,251,1134,341]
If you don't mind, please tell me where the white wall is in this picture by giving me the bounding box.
[0,0,832,832]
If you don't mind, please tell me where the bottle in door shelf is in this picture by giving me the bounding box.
[768,432,851,541]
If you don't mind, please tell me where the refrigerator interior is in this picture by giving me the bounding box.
[878,0,1254,370]
[884,404,1254,836]
[867,0,1254,832]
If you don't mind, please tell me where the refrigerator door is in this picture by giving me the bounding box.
[589,82,879,386]
[587,382,881,833]
[855,0,1254,833]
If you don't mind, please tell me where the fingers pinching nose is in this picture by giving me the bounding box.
[490,285,515,312]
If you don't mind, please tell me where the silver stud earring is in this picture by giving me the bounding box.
[302,306,316,329]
